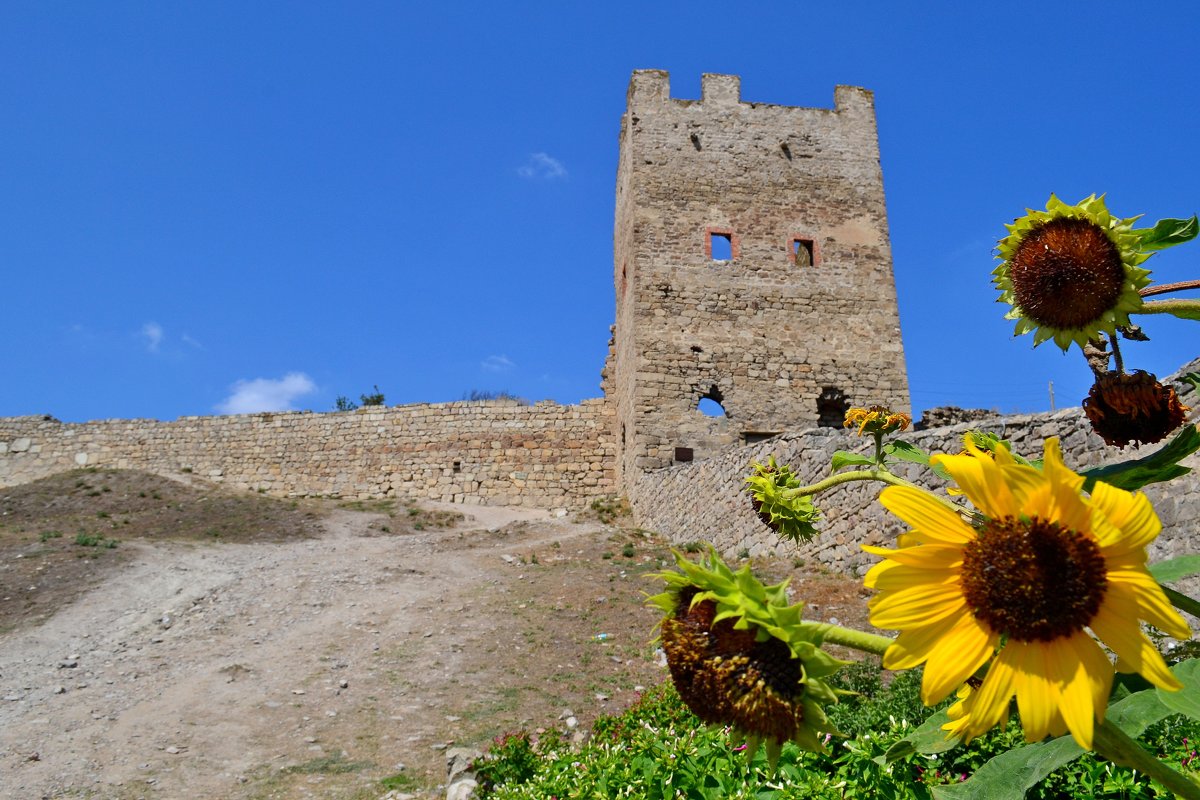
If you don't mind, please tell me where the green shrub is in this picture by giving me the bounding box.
[473,667,1200,799]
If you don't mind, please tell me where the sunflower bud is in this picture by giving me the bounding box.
[745,457,820,543]
[1082,370,1190,448]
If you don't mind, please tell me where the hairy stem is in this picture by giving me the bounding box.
[818,625,893,658]
[1109,331,1125,374]
[1137,298,1200,319]
[1140,278,1200,298]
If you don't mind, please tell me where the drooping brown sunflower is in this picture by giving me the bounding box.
[1082,370,1190,448]
[648,550,843,765]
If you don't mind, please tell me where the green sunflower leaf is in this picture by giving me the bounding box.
[882,440,932,465]
[878,708,959,763]
[1183,372,1200,393]
[930,688,1177,800]
[831,451,875,471]
[930,737,1083,800]
[1079,423,1200,492]
[1156,659,1200,721]
[1135,215,1199,251]
[1149,554,1200,583]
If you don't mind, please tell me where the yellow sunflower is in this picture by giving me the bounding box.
[993,194,1151,352]
[864,437,1190,749]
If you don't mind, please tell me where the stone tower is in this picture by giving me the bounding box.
[608,70,910,491]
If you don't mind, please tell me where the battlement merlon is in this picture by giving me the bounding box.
[626,69,875,119]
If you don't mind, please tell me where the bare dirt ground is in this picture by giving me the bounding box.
[0,470,870,800]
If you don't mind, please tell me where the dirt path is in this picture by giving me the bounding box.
[0,501,673,799]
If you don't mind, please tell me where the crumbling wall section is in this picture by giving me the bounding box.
[630,359,1200,575]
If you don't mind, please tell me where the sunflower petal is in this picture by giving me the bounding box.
[967,646,1018,737]
[933,452,1018,519]
[861,543,964,569]
[1090,483,1161,553]
[869,583,966,629]
[1011,643,1054,742]
[1091,594,1182,691]
[878,487,975,543]
[1106,568,1192,639]
[919,616,996,704]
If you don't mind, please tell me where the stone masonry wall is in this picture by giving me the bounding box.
[0,399,615,508]
[611,71,909,487]
[631,358,1200,577]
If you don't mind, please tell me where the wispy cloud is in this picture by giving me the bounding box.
[216,372,316,414]
[482,354,515,373]
[140,321,164,353]
[181,333,204,350]
[517,152,567,180]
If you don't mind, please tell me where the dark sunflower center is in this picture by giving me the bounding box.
[961,516,1107,642]
[1009,217,1125,330]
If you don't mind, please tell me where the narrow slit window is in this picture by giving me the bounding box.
[791,238,815,267]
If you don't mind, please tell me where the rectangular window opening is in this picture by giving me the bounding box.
[452,460,462,473]
[743,432,781,445]
[709,232,732,261]
[791,238,815,267]
[674,446,694,463]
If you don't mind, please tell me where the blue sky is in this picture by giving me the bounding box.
[2,2,1197,423]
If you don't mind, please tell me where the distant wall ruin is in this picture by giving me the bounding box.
[0,399,615,508]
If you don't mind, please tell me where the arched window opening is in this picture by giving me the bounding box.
[817,386,849,428]
[696,386,728,418]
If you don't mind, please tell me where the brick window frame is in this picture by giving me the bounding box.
[789,236,819,267]
[705,227,739,260]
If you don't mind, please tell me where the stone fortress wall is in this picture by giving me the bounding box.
[607,71,909,488]
[631,358,1200,575]
[0,399,615,508]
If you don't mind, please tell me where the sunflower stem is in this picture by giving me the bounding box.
[817,624,893,657]
[1140,278,1200,298]
[1162,584,1200,619]
[1108,332,1125,374]
[1137,298,1200,320]
[781,471,965,516]
[1093,719,1200,799]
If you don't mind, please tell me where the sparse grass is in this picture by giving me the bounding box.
[282,754,372,775]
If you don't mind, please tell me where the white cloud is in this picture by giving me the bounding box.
[181,333,204,350]
[517,152,567,180]
[216,372,317,415]
[140,322,164,353]
[482,354,515,373]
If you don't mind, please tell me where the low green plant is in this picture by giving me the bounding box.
[39,530,62,542]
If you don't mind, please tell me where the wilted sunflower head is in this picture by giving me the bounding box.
[1083,370,1190,448]
[745,456,820,543]
[994,194,1151,351]
[844,406,911,437]
[647,549,845,766]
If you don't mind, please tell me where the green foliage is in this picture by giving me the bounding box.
[334,395,357,411]
[74,532,117,548]
[473,732,545,794]
[1080,424,1200,492]
[621,543,636,558]
[1150,555,1200,584]
[464,389,530,403]
[1135,215,1199,251]
[360,385,385,406]
[473,669,1200,800]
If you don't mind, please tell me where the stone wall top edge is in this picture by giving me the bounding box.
[0,396,611,429]
[627,69,872,117]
